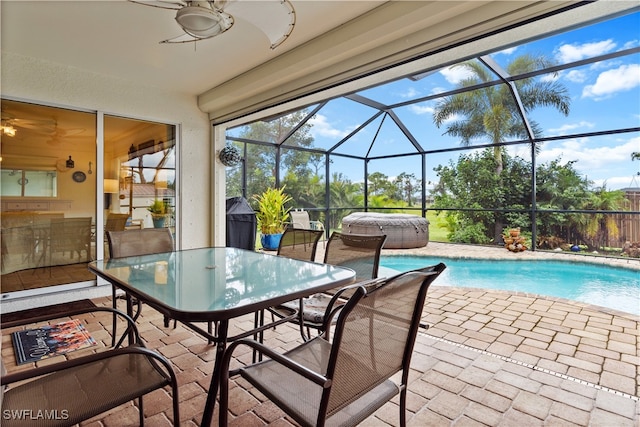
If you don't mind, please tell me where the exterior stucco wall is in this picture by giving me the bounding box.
[1,52,212,311]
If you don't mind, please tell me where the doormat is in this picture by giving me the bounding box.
[12,319,97,365]
[1,299,96,326]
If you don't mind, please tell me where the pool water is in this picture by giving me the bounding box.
[379,256,640,316]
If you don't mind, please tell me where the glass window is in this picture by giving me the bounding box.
[104,115,176,244]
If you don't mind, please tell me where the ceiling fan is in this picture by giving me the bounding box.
[1,114,56,137]
[46,126,86,145]
[130,0,296,49]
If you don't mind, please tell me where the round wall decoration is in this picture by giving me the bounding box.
[219,145,242,167]
[72,171,87,183]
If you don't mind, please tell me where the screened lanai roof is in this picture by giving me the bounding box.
[226,9,640,192]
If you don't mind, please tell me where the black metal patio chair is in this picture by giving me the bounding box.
[276,227,323,262]
[270,231,387,340]
[1,306,180,426]
[220,263,446,427]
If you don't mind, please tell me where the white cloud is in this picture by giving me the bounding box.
[555,40,617,63]
[308,114,350,139]
[536,137,640,179]
[430,86,448,96]
[547,121,595,136]
[441,113,462,124]
[400,87,420,98]
[439,66,474,84]
[408,104,434,115]
[495,47,517,56]
[589,59,622,71]
[591,176,638,190]
[564,69,587,83]
[541,72,561,83]
[582,64,640,99]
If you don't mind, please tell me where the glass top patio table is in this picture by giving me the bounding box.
[90,247,356,426]
[89,247,356,323]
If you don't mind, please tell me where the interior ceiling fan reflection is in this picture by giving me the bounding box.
[1,114,57,137]
[130,0,295,49]
[45,126,86,145]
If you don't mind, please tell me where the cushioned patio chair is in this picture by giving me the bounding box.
[0,306,180,426]
[270,231,387,340]
[219,263,446,427]
[288,209,325,233]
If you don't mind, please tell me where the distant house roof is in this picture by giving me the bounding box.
[120,183,174,198]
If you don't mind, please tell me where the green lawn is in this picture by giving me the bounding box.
[426,210,449,242]
[254,210,450,249]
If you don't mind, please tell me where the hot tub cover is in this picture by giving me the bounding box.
[342,212,429,249]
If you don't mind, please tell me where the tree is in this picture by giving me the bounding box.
[368,172,394,196]
[393,172,421,205]
[433,54,571,242]
[328,172,361,229]
[432,149,531,243]
[226,110,324,209]
[580,185,627,250]
[535,159,592,247]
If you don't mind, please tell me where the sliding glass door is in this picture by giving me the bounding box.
[1,99,178,298]
[102,115,176,258]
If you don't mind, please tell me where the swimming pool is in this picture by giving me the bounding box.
[379,256,640,316]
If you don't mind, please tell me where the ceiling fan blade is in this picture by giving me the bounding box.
[128,0,186,11]
[5,118,57,131]
[225,0,295,49]
[160,32,205,44]
[59,128,86,137]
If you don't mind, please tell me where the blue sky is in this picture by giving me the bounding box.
[300,11,640,191]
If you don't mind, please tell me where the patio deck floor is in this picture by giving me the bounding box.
[2,243,638,426]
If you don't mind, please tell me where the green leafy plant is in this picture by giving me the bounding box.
[147,199,169,217]
[253,186,292,235]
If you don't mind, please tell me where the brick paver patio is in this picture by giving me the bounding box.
[2,243,638,426]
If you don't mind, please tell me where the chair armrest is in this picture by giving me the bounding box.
[222,338,329,387]
[1,344,174,386]
[321,277,386,327]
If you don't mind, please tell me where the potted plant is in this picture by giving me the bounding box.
[148,199,169,228]
[253,186,292,250]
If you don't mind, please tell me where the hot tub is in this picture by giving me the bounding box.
[342,212,429,249]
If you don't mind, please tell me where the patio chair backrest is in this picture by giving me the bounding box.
[277,228,323,262]
[107,228,174,258]
[289,209,325,232]
[50,217,93,262]
[105,213,129,233]
[289,210,312,229]
[323,232,387,280]
[325,263,446,420]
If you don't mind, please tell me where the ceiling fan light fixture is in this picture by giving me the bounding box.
[1,124,16,137]
[175,6,233,38]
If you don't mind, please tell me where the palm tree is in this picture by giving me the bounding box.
[580,185,627,251]
[433,54,571,242]
[328,173,361,229]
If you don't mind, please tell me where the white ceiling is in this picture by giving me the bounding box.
[2,0,625,123]
[1,0,385,97]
